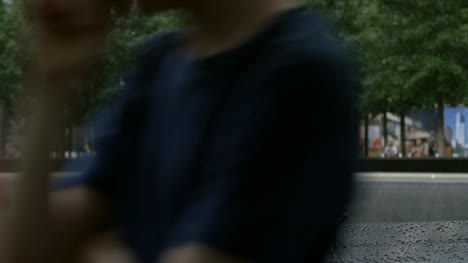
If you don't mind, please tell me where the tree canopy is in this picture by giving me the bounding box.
[351,0,468,114]
[0,0,22,113]
[350,0,468,155]
[1,0,468,129]
[0,2,183,123]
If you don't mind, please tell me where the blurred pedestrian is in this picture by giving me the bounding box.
[83,143,93,158]
[3,0,356,263]
[410,139,428,158]
[383,139,398,158]
[3,141,21,160]
[429,141,437,157]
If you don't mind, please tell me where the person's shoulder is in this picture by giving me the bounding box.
[135,30,182,64]
[264,10,349,67]
[252,11,352,88]
[243,10,353,95]
[119,30,181,92]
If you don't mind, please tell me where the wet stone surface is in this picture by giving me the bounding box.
[327,221,468,263]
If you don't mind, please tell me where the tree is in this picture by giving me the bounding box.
[1,3,183,123]
[0,0,26,145]
[0,0,22,113]
[1,4,183,152]
[350,0,468,157]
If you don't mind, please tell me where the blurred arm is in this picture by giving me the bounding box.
[48,188,111,263]
[159,244,248,263]
[0,0,129,261]
[0,96,111,263]
[155,56,354,263]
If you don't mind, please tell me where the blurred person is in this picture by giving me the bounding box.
[1,0,356,263]
[382,139,398,158]
[83,143,93,158]
[423,139,430,157]
[372,137,381,149]
[429,141,437,157]
[3,141,21,160]
[410,139,428,158]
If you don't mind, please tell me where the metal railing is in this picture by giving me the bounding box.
[0,158,467,173]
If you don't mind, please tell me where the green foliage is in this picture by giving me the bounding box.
[2,0,468,124]
[351,0,468,114]
[0,1,23,114]
[310,0,468,115]
[1,4,184,123]
[1,3,183,123]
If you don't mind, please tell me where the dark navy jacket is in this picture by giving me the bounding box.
[78,8,355,263]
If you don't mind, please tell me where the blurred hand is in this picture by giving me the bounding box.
[25,0,132,88]
[82,235,137,263]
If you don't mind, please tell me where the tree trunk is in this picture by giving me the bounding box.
[65,125,72,158]
[383,112,388,146]
[364,114,369,157]
[0,108,7,153]
[436,98,445,157]
[57,124,66,159]
[62,107,73,159]
[58,108,68,159]
[400,113,406,157]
